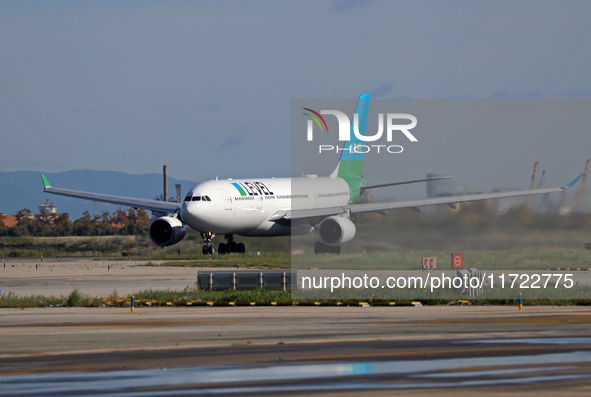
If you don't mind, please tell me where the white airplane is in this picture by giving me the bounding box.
[40,94,579,255]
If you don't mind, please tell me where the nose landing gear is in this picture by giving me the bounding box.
[218,234,245,254]
[201,232,215,255]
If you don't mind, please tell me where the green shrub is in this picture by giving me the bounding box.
[67,289,82,307]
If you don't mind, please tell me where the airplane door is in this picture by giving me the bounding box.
[310,188,319,207]
[257,196,263,210]
[219,189,232,210]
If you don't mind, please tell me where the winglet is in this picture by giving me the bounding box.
[40,174,51,189]
[565,172,585,188]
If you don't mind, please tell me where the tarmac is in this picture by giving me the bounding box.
[0,257,198,296]
[1,258,591,395]
[3,257,591,298]
[1,305,591,395]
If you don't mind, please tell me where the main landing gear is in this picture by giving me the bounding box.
[314,242,341,255]
[201,231,215,255]
[218,234,245,254]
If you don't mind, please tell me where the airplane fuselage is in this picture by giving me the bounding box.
[180,176,351,237]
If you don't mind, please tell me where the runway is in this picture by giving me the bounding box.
[0,258,199,296]
[2,258,591,395]
[1,306,591,395]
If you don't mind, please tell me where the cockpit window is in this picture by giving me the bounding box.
[188,195,211,202]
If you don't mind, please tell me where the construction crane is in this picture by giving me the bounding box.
[575,159,590,210]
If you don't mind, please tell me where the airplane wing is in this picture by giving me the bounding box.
[286,184,572,225]
[40,174,181,213]
[360,176,452,193]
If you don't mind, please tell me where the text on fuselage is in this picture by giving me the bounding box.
[231,182,274,197]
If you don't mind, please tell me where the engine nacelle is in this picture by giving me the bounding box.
[318,216,356,246]
[149,216,186,246]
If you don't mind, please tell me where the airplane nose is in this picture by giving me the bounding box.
[181,200,192,218]
[181,199,201,227]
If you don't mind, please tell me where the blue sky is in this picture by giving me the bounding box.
[1,0,590,192]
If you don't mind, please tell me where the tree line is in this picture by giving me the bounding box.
[0,208,151,237]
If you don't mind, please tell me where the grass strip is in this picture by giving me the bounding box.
[0,287,588,308]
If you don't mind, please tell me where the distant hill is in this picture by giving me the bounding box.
[0,170,199,219]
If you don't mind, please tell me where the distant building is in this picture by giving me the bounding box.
[3,216,17,227]
[39,199,58,214]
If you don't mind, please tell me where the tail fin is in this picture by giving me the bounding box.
[330,93,371,179]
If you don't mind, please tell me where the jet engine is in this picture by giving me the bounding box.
[318,216,356,246]
[149,216,186,246]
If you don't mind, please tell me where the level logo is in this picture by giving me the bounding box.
[231,182,274,196]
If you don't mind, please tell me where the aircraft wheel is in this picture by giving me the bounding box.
[237,242,245,253]
[314,242,340,254]
[218,243,226,255]
[202,245,209,255]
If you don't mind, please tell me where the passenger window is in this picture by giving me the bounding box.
[192,196,201,201]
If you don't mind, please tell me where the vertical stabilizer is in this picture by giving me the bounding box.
[330,94,371,204]
[330,94,371,180]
